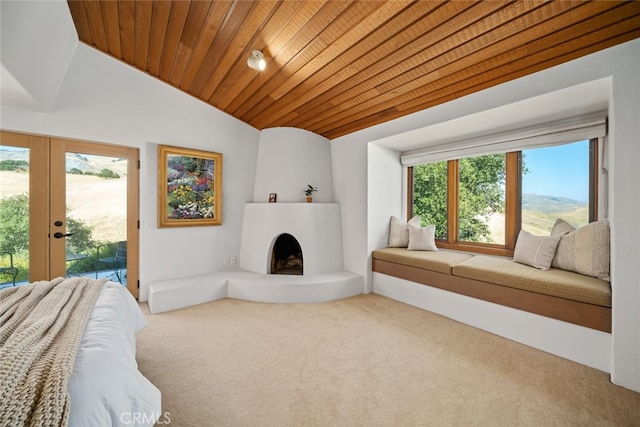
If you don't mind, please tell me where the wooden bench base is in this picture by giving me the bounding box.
[372,258,611,333]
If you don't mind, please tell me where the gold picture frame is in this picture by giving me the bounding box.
[158,145,222,227]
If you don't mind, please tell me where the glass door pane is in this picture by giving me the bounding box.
[50,138,139,298]
[0,145,30,287]
[64,152,128,286]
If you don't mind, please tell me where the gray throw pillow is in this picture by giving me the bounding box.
[514,230,561,270]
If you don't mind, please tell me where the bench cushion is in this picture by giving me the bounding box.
[453,255,611,307]
[372,248,473,275]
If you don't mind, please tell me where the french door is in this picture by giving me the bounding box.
[0,131,139,298]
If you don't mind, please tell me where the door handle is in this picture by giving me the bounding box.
[53,232,73,239]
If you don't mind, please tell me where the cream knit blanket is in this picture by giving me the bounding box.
[0,276,107,427]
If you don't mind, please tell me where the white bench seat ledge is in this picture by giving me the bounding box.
[148,269,364,314]
[148,272,228,314]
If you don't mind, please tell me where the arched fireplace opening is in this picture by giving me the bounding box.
[270,233,303,275]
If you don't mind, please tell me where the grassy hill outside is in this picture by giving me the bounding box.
[1,150,127,283]
[0,170,127,244]
[488,193,588,242]
[1,148,128,176]
[521,207,588,236]
[521,192,588,235]
[1,148,128,246]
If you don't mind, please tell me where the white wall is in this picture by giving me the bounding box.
[252,127,333,203]
[332,38,640,393]
[366,144,402,292]
[331,140,368,278]
[0,1,76,111]
[608,55,640,393]
[1,5,260,301]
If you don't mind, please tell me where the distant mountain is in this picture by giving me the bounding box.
[0,149,127,176]
[66,153,95,173]
[0,148,29,161]
[522,193,587,214]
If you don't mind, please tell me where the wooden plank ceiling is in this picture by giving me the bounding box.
[68,0,640,139]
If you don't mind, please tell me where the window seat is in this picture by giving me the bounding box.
[372,248,611,332]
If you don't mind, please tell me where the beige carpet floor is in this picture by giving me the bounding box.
[136,294,640,427]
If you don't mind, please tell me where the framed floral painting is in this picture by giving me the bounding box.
[158,145,222,227]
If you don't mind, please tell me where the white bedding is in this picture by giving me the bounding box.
[68,282,161,426]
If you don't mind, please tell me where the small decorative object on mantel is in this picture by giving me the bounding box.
[304,184,318,203]
[269,193,277,203]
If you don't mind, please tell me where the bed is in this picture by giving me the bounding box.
[0,277,161,426]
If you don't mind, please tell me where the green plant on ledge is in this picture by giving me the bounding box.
[305,184,318,202]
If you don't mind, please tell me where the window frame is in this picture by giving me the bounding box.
[408,139,598,257]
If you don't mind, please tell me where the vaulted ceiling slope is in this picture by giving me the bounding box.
[67,0,640,139]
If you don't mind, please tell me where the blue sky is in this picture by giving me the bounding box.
[522,140,589,202]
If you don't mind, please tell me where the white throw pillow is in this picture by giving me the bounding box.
[407,224,438,251]
[513,230,561,270]
[388,216,421,248]
[551,219,610,280]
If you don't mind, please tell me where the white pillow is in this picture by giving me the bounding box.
[513,230,561,270]
[551,219,610,280]
[388,216,421,247]
[407,224,438,251]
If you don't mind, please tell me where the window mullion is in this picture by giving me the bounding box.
[505,152,520,250]
[407,166,414,221]
[448,160,459,244]
[589,139,598,222]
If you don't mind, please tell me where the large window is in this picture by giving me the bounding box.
[410,140,597,256]
[521,140,593,235]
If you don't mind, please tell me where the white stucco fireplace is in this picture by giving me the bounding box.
[239,203,344,275]
[228,202,363,303]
